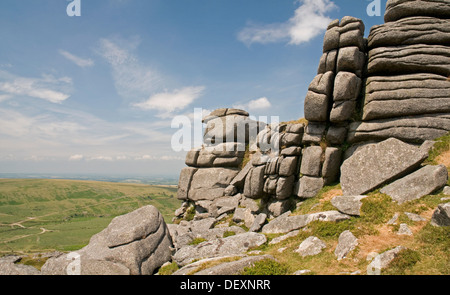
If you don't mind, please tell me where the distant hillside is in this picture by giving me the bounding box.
[0,179,181,254]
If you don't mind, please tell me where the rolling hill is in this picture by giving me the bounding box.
[0,179,181,254]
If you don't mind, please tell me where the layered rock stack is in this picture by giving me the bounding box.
[300,16,366,196]
[348,0,450,144]
[245,123,305,217]
[176,108,266,218]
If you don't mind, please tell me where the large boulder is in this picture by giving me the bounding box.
[243,166,266,199]
[380,165,448,204]
[41,206,173,275]
[188,168,239,201]
[300,146,323,177]
[340,138,429,196]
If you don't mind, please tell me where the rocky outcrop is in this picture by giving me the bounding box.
[41,205,173,275]
[167,0,450,276]
[351,1,450,146]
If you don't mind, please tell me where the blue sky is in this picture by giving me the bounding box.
[0,0,385,176]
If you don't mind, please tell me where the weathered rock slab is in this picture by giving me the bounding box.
[363,74,450,121]
[331,195,367,216]
[188,168,239,201]
[340,138,429,196]
[335,231,358,260]
[367,44,450,77]
[381,165,448,204]
[348,114,450,144]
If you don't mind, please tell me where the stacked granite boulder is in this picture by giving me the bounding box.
[244,123,305,217]
[176,108,312,220]
[176,108,266,218]
[299,16,366,197]
[348,0,450,144]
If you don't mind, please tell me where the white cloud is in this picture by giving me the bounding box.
[238,0,337,46]
[69,154,84,161]
[234,97,272,112]
[0,70,72,103]
[59,50,94,68]
[96,37,162,100]
[133,86,205,117]
[248,97,272,110]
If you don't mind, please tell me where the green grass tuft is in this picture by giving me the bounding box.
[240,259,290,275]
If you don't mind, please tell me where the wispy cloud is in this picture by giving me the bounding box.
[234,97,272,112]
[0,70,73,103]
[96,37,163,101]
[238,0,337,46]
[59,50,94,68]
[133,86,205,118]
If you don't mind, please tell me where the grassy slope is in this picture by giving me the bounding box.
[0,179,181,254]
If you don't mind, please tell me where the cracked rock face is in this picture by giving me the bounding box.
[41,206,173,275]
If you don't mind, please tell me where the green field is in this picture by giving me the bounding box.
[0,179,181,254]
